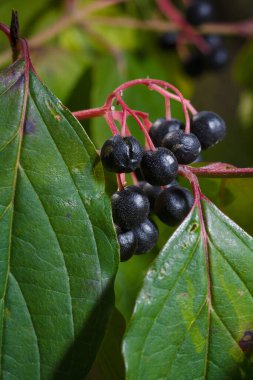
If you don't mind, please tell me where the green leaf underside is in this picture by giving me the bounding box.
[124,200,253,380]
[0,60,118,379]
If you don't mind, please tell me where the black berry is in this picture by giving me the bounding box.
[149,118,184,147]
[133,219,158,254]
[191,111,226,149]
[186,1,214,26]
[158,32,178,51]
[206,46,229,70]
[182,51,205,77]
[111,186,150,230]
[162,130,201,164]
[117,229,137,262]
[155,186,194,226]
[204,34,223,49]
[140,148,178,186]
[101,135,143,173]
[139,182,162,211]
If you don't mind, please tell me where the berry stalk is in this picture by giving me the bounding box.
[186,164,253,178]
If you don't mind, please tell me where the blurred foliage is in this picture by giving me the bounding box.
[1,1,253,378]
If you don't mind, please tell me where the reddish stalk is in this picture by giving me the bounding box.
[187,164,253,178]
[106,78,194,133]
[165,95,171,120]
[116,173,125,191]
[115,94,156,151]
[179,166,212,312]
[120,109,127,137]
[104,112,120,135]
[148,83,191,133]
[73,106,107,120]
[156,0,211,54]
[0,23,11,43]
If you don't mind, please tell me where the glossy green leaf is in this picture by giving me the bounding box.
[124,200,253,379]
[0,59,118,379]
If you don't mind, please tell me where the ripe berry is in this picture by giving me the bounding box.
[162,130,201,164]
[186,1,214,26]
[140,148,178,186]
[158,32,178,51]
[133,219,158,254]
[111,186,150,230]
[206,46,229,70]
[101,135,143,173]
[191,111,226,149]
[182,51,205,77]
[139,182,162,211]
[117,229,137,262]
[149,118,184,147]
[204,34,223,49]
[155,186,194,226]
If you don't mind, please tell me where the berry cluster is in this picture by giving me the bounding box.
[100,110,226,262]
[159,0,229,77]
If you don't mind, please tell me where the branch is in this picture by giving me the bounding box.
[85,16,253,36]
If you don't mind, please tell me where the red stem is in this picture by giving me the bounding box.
[115,94,156,150]
[116,173,125,190]
[148,83,191,133]
[73,106,107,119]
[178,166,212,308]
[165,95,171,120]
[187,164,253,178]
[0,23,11,43]
[104,111,120,135]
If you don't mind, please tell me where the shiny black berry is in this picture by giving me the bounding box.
[149,118,184,147]
[139,182,162,211]
[117,229,137,262]
[186,1,214,26]
[140,148,178,186]
[162,130,201,164]
[158,32,178,51]
[155,186,194,226]
[133,219,158,255]
[111,186,150,230]
[101,135,143,173]
[191,111,226,149]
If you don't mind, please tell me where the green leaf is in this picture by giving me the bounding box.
[123,200,253,379]
[0,59,118,379]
